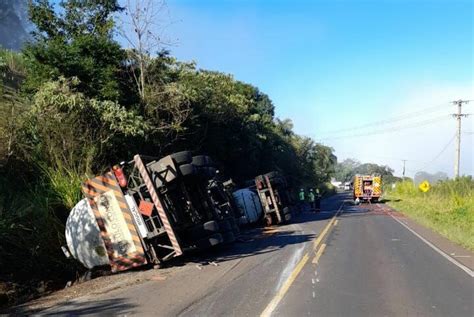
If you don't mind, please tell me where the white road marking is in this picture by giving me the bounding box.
[274,224,306,291]
[389,213,474,277]
[311,278,315,284]
[391,238,400,241]
[312,291,316,298]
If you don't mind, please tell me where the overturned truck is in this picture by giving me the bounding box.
[255,171,292,226]
[65,151,238,272]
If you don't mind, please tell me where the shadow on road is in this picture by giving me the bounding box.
[11,298,135,316]
[183,229,316,265]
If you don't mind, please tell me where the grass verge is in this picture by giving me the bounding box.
[385,177,474,251]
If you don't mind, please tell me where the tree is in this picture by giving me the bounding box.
[334,158,361,182]
[334,158,397,183]
[23,0,133,103]
[120,0,170,101]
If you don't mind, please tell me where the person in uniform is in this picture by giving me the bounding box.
[298,188,306,213]
[314,188,321,212]
[308,189,315,211]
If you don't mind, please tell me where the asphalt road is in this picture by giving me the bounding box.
[35,193,473,316]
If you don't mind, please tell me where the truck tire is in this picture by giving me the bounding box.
[203,220,219,232]
[196,233,223,249]
[170,151,192,165]
[208,233,224,246]
[187,221,219,240]
[179,164,196,177]
[192,155,210,167]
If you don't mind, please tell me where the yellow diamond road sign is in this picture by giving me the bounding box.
[419,180,431,193]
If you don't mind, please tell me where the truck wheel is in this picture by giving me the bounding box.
[192,155,210,167]
[187,221,219,240]
[208,233,223,246]
[179,164,196,177]
[203,220,219,232]
[170,151,192,165]
[196,233,223,249]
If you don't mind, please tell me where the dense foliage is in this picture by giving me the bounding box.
[334,158,399,184]
[0,0,336,300]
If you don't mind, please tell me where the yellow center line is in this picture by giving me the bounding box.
[260,201,346,317]
[312,243,327,264]
[312,217,335,250]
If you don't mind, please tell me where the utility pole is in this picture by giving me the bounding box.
[451,100,470,178]
[402,159,407,179]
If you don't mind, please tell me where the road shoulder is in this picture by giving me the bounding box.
[377,204,473,273]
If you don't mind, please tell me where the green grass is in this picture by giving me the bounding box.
[385,177,474,251]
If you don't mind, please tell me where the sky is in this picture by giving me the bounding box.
[127,0,473,177]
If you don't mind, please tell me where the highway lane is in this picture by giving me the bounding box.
[275,203,473,316]
[31,192,473,316]
[35,193,348,316]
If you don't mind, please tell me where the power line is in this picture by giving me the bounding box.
[317,103,447,135]
[416,134,456,173]
[319,114,449,141]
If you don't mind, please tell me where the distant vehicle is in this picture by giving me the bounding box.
[344,182,351,191]
[353,175,382,203]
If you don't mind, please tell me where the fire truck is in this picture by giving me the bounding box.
[353,174,382,203]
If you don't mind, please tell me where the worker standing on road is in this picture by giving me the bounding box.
[314,188,321,212]
[308,189,315,211]
[298,188,306,213]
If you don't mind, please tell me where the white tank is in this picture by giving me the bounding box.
[65,199,110,269]
[232,188,263,225]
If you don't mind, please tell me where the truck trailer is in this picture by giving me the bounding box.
[255,171,292,226]
[65,152,238,272]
